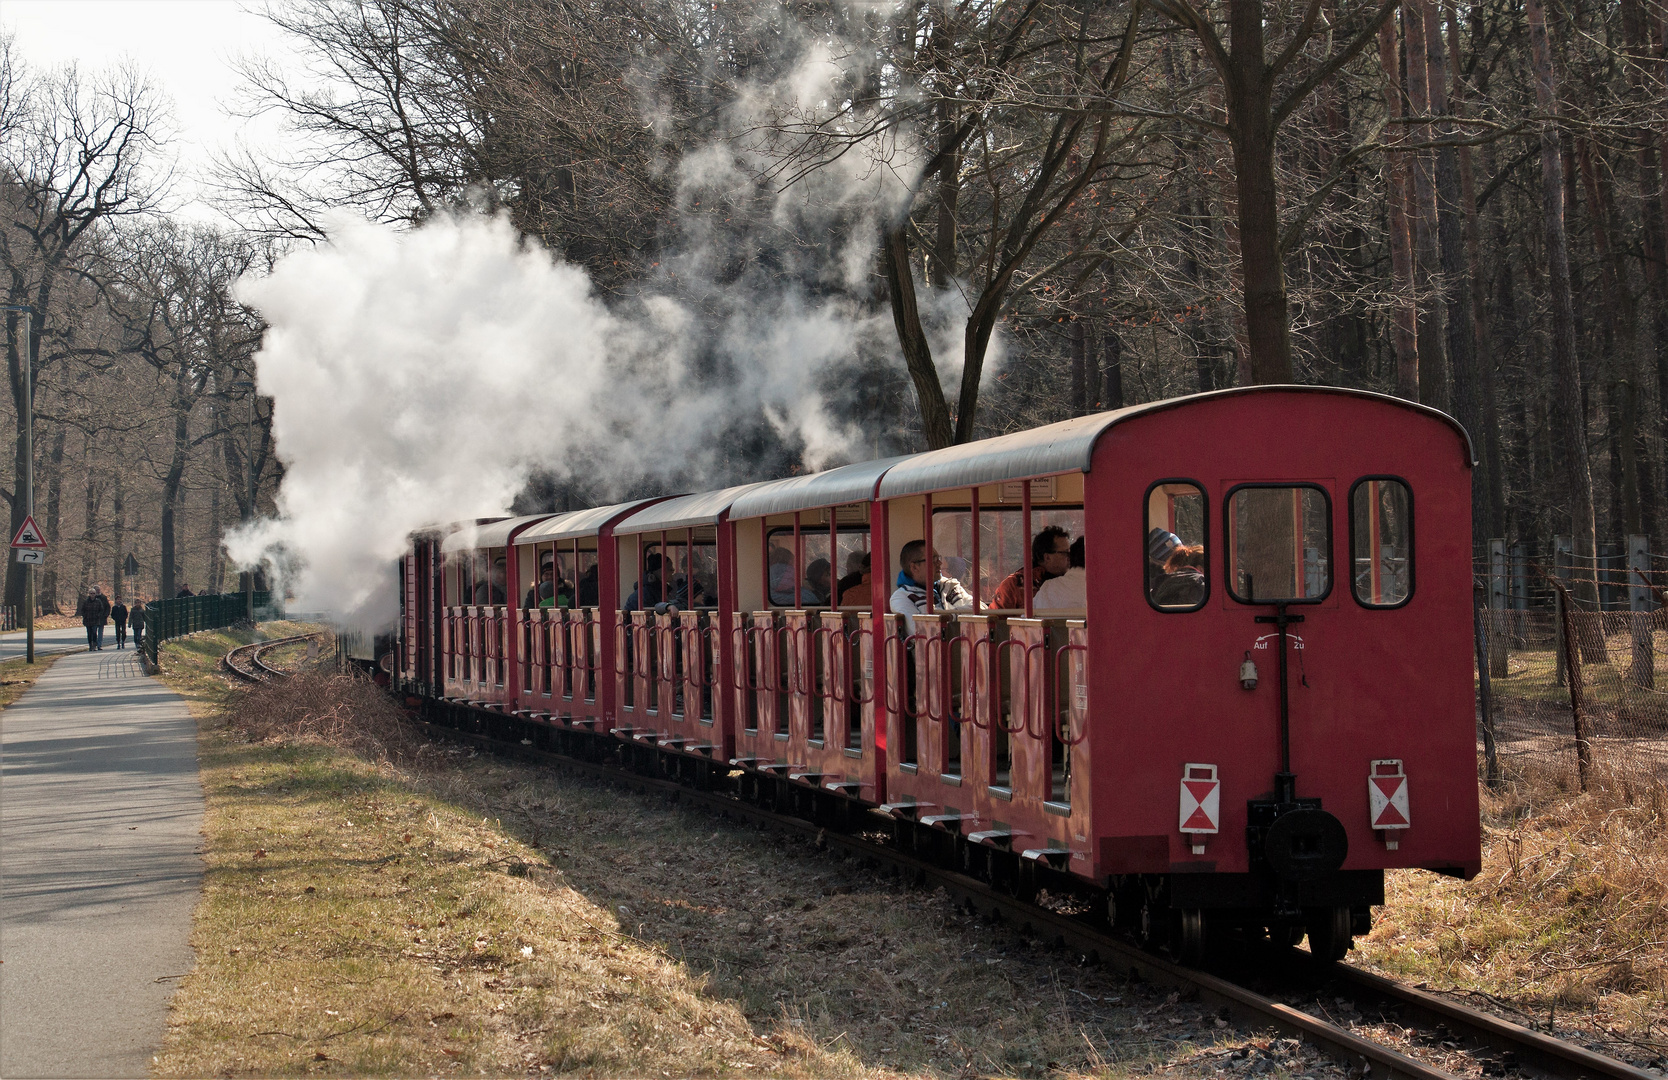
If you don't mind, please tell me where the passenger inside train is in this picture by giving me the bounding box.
[990,526,1071,609]
[838,552,871,607]
[472,556,507,605]
[890,539,974,632]
[803,558,832,606]
[1032,535,1086,611]
[1146,527,1207,608]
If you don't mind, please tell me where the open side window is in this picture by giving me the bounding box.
[1350,477,1413,608]
[1144,481,1208,611]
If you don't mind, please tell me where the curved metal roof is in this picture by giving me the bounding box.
[727,455,913,520]
[876,385,1474,498]
[440,514,554,553]
[613,482,777,536]
[512,499,665,544]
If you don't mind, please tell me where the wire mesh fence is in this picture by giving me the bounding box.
[1477,592,1668,795]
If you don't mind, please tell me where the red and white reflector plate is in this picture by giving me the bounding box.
[1179,763,1220,835]
[1368,759,1410,831]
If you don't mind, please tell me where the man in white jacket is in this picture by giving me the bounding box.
[889,539,974,635]
[1033,536,1086,612]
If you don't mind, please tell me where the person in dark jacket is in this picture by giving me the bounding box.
[130,600,147,650]
[175,583,195,598]
[78,585,112,650]
[111,599,129,649]
[576,564,599,607]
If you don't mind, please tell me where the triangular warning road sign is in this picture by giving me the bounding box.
[11,515,46,548]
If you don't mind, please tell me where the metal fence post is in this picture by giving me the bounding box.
[1629,534,1654,687]
[1488,538,1508,677]
[1554,535,1572,686]
[1473,581,1502,787]
[1551,578,1592,791]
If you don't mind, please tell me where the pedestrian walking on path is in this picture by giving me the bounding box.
[110,598,129,649]
[130,599,147,651]
[77,585,111,651]
[0,647,204,1077]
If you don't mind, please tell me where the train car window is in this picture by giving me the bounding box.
[1144,481,1208,611]
[642,540,719,609]
[766,526,868,607]
[1350,478,1413,607]
[1226,484,1331,603]
[933,506,1084,605]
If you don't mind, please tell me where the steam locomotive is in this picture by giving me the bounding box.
[392,385,1481,963]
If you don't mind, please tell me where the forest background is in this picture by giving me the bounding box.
[1,0,1654,614]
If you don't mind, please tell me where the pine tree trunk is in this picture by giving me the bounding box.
[1527,0,1600,606]
[111,474,125,604]
[1378,19,1421,400]
[1578,142,1650,539]
[1103,331,1125,409]
[1227,0,1292,384]
[1425,0,1478,495]
[39,425,65,615]
[1069,316,1087,417]
[1403,0,1450,409]
[1447,0,1505,537]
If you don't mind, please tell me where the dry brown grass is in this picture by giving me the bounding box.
[0,652,61,711]
[231,671,435,767]
[158,650,1348,1077]
[1357,761,1668,1066]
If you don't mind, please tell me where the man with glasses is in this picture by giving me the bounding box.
[991,526,1071,609]
[889,539,973,635]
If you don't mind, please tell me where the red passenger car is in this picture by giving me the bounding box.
[397,387,1480,962]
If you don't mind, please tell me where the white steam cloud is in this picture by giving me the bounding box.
[227,212,889,625]
[226,36,1004,630]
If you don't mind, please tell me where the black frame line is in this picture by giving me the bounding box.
[1346,475,1416,610]
[1143,478,1210,613]
[1223,481,1334,605]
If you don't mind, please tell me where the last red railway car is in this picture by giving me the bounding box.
[396,386,1481,963]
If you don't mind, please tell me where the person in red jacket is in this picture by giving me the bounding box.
[990,526,1071,609]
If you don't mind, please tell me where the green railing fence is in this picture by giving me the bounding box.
[142,591,276,667]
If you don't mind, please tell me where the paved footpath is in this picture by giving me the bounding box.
[0,648,203,1078]
[0,626,100,663]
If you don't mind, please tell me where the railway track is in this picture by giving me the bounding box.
[416,700,1660,1080]
[223,633,327,682]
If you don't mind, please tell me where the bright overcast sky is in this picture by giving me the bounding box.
[0,0,304,224]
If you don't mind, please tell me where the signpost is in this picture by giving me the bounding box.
[3,306,35,662]
[11,514,47,652]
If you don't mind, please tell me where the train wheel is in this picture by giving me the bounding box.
[1174,909,1207,967]
[1305,906,1353,963]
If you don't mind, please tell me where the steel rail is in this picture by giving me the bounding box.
[1327,964,1655,1080]
[411,705,1652,1080]
[223,633,326,682]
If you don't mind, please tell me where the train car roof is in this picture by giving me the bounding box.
[727,455,914,520]
[513,498,663,544]
[439,514,554,553]
[875,385,1473,499]
[613,482,775,536]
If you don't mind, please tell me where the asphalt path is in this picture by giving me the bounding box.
[0,625,96,662]
[0,647,203,1078]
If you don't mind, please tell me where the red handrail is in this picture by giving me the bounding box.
[1055,641,1091,746]
[992,636,1032,735]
